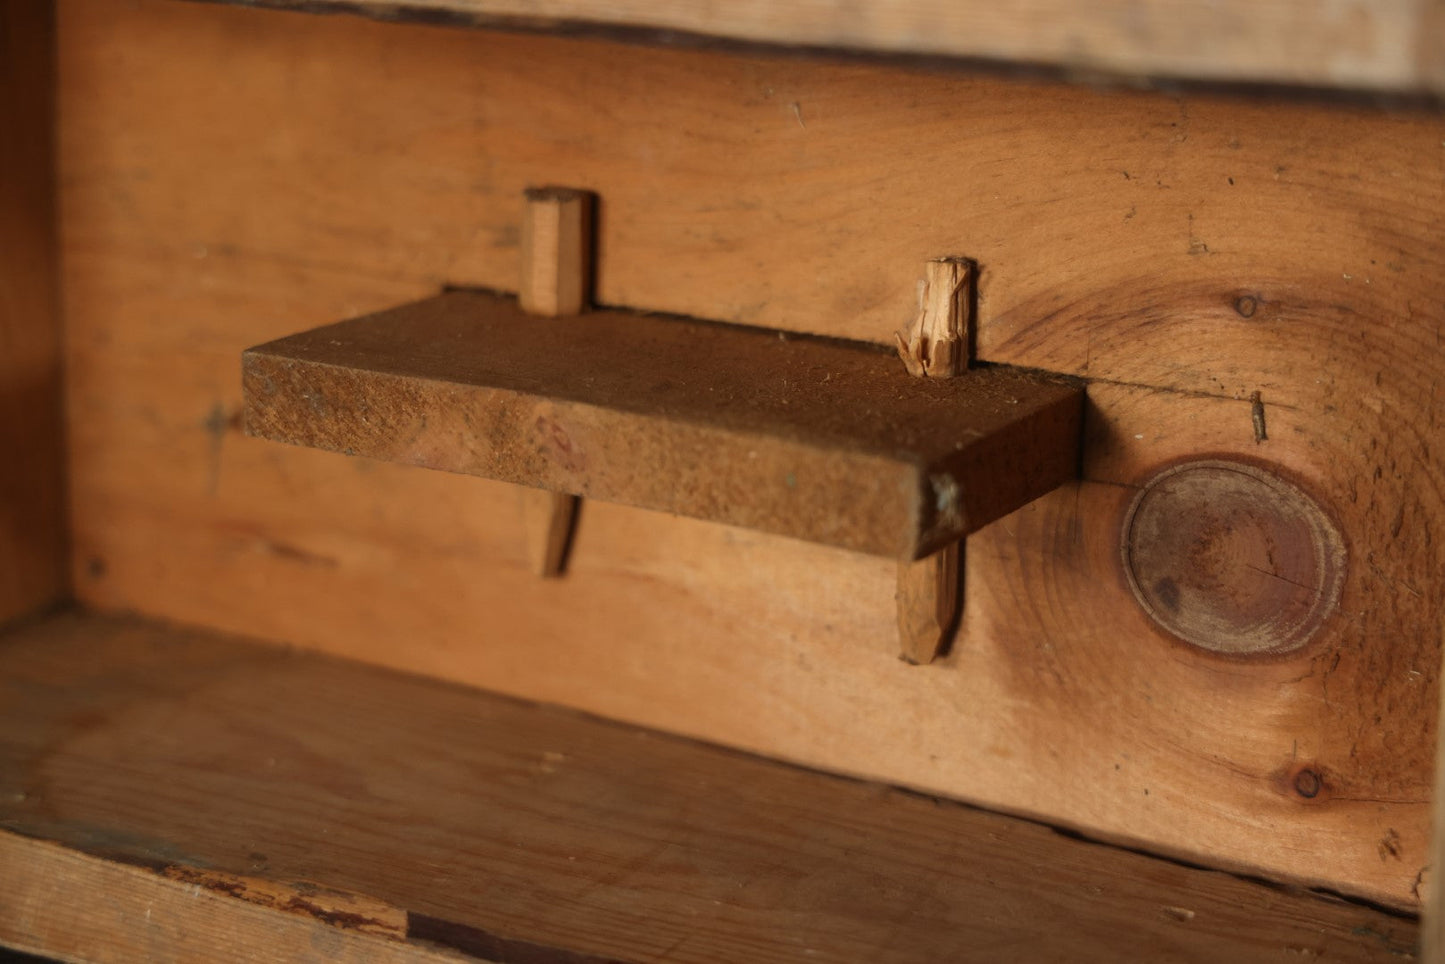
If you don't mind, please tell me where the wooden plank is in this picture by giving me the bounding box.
[0,611,1423,963]
[0,836,475,964]
[0,0,65,625]
[187,0,1445,94]
[1425,611,1445,964]
[242,291,1083,559]
[57,0,1445,908]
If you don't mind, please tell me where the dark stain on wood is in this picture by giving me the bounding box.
[408,912,636,964]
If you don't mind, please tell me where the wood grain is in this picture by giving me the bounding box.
[58,0,1445,907]
[0,611,1423,964]
[0,0,65,626]
[0,835,477,963]
[186,0,1445,94]
[243,291,1082,559]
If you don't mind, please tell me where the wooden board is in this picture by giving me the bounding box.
[58,0,1445,908]
[0,611,1423,964]
[0,0,65,626]
[0,836,471,964]
[190,0,1445,94]
[243,291,1082,559]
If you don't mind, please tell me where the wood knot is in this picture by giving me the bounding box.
[1121,460,1345,656]
[1274,762,1331,804]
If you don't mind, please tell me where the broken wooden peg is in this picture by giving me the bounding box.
[518,187,593,577]
[896,257,973,379]
[894,258,975,664]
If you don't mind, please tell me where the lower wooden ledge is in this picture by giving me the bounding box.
[0,612,1420,963]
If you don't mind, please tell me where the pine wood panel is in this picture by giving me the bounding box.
[0,0,65,626]
[58,0,1445,908]
[190,0,1445,94]
[0,612,1423,964]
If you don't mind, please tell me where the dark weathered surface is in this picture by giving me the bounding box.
[243,291,1082,559]
[0,0,66,626]
[0,612,1422,963]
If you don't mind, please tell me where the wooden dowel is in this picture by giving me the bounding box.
[518,187,593,576]
[894,257,974,663]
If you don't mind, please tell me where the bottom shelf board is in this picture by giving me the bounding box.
[0,611,1419,963]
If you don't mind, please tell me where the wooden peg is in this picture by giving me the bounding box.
[897,546,961,664]
[518,187,593,576]
[894,257,974,663]
[520,186,591,318]
[895,258,973,379]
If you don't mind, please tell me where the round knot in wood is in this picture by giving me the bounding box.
[1122,460,1345,656]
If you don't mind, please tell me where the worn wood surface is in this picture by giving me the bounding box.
[0,611,1424,963]
[0,835,473,964]
[187,0,1445,94]
[243,291,1082,559]
[895,544,959,664]
[60,0,1445,907]
[0,0,65,626]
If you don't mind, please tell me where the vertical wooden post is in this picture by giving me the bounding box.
[517,187,592,577]
[894,258,974,663]
[0,1,66,624]
[1425,615,1445,962]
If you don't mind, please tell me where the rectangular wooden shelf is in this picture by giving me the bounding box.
[242,290,1082,560]
[0,611,1420,963]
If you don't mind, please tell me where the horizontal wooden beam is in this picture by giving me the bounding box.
[185,0,1445,94]
[0,611,1422,963]
[243,291,1082,559]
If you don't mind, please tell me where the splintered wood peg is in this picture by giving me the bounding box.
[518,187,593,576]
[895,258,975,663]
